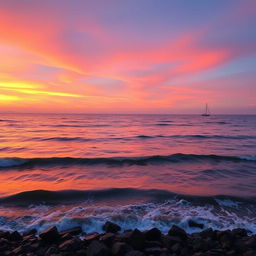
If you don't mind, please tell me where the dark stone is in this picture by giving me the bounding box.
[103,221,121,233]
[144,247,166,255]
[168,225,187,239]
[99,233,115,246]
[188,220,204,229]
[144,240,162,248]
[60,232,73,241]
[226,250,237,256]
[127,229,145,250]
[84,233,101,243]
[39,226,60,242]
[243,250,256,256]
[231,228,248,237]
[144,228,162,241]
[59,237,82,251]
[59,226,82,236]
[244,236,256,248]
[45,246,58,256]
[199,228,215,239]
[162,235,182,249]
[87,240,109,256]
[125,250,145,256]
[112,242,133,256]
[171,243,181,253]
[23,229,37,237]
[0,231,10,239]
[12,245,24,255]
[9,231,22,241]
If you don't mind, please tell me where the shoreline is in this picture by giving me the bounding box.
[0,222,255,256]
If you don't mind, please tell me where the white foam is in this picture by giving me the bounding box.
[0,199,255,235]
[238,155,256,161]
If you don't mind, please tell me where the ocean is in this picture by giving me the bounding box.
[0,113,255,235]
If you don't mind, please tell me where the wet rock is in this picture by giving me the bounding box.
[39,226,60,242]
[0,231,10,239]
[9,231,22,241]
[243,250,256,256]
[99,233,115,246]
[125,250,145,256]
[231,228,248,237]
[171,243,181,253]
[112,242,133,255]
[188,220,204,229]
[59,237,82,251]
[23,229,37,237]
[84,233,101,243]
[59,226,82,236]
[87,240,109,256]
[127,229,145,250]
[199,228,215,239]
[144,247,166,255]
[244,236,256,248]
[103,221,121,233]
[45,246,58,256]
[168,225,187,239]
[144,228,162,241]
[144,240,162,248]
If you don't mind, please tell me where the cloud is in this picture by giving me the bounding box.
[0,0,255,113]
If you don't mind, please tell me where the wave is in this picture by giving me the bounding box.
[40,136,92,142]
[1,188,255,206]
[33,134,256,142]
[0,153,255,168]
[0,188,256,234]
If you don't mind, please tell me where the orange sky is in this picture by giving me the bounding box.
[0,0,256,114]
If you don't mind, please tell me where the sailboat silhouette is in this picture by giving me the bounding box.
[202,103,210,116]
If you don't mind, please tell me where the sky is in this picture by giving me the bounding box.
[0,0,255,114]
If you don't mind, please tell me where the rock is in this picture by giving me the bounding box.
[144,240,162,248]
[12,245,24,255]
[199,228,215,239]
[231,228,248,237]
[188,220,204,229]
[39,226,60,242]
[144,228,162,241]
[112,242,133,255]
[99,233,115,246]
[0,231,10,239]
[87,240,109,256]
[162,235,182,249]
[168,225,187,239]
[243,250,256,256]
[103,221,121,233]
[84,233,101,243]
[45,246,58,256]
[127,229,145,250]
[244,236,256,248]
[59,237,82,251]
[9,231,22,241]
[125,250,145,256]
[59,226,82,236]
[23,229,37,237]
[171,243,181,253]
[144,247,166,255]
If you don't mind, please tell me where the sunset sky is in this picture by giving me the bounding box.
[0,0,255,114]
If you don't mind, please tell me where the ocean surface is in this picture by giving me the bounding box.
[0,113,255,234]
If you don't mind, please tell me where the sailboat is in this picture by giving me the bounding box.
[202,103,210,116]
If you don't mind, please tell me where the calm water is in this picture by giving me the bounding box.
[0,114,255,234]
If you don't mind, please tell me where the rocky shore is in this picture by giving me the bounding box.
[0,221,255,256]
